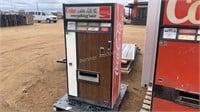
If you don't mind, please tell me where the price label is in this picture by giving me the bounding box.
[77,27,87,31]
[178,35,195,41]
[100,23,111,27]
[88,27,99,31]
[88,22,99,27]
[77,22,87,26]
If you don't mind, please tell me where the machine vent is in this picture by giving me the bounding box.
[175,91,200,109]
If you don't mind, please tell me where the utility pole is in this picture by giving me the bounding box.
[36,1,38,11]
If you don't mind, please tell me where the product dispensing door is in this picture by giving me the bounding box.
[152,0,200,111]
[63,3,124,109]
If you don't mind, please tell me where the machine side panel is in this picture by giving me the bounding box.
[111,3,124,108]
[66,32,78,96]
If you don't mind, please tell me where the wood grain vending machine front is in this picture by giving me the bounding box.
[152,0,200,111]
[63,3,124,109]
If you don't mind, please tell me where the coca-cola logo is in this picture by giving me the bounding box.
[165,0,200,25]
[66,8,77,14]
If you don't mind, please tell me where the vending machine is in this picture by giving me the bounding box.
[54,3,127,110]
[152,0,200,111]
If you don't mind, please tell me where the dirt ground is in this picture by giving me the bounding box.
[0,20,146,112]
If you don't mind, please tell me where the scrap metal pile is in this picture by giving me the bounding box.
[121,44,139,74]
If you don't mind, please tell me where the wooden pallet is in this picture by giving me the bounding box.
[140,86,152,112]
[121,59,134,74]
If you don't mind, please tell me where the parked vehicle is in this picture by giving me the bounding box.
[27,11,57,23]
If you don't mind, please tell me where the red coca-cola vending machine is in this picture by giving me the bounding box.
[152,0,200,111]
[53,3,127,111]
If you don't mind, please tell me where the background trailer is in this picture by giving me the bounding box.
[151,0,200,111]
[53,3,127,111]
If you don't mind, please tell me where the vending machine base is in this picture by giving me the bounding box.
[53,84,128,112]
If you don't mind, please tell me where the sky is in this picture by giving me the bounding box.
[0,0,133,11]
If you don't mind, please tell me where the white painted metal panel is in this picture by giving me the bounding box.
[122,44,137,60]
[66,32,78,96]
[141,0,161,87]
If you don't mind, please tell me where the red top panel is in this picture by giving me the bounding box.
[163,0,200,26]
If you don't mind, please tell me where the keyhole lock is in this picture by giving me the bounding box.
[69,63,72,66]
[158,78,164,82]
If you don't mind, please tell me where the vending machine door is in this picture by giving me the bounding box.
[155,28,200,93]
[154,28,200,109]
[77,32,112,107]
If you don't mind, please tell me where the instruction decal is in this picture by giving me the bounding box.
[65,6,111,20]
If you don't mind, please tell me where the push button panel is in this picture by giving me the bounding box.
[66,21,112,33]
[161,28,200,42]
